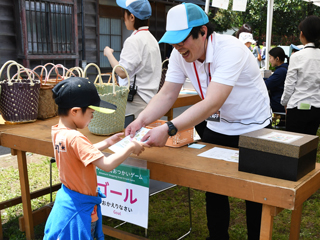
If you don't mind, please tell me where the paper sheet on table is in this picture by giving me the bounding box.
[198,147,239,163]
[180,90,198,95]
[109,127,150,153]
[258,132,303,143]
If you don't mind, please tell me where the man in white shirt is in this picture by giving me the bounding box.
[126,3,271,239]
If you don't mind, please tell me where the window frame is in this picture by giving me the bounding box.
[16,0,78,68]
[98,5,123,72]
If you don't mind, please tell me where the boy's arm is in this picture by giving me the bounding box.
[93,133,124,151]
[92,140,146,172]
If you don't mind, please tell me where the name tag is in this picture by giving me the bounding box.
[207,110,221,122]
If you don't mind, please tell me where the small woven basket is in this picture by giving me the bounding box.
[0,61,40,124]
[85,63,130,135]
[33,65,57,120]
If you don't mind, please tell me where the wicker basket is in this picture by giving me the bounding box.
[33,65,58,120]
[0,61,40,124]
[85,63,130,135]
[146,120,194,147]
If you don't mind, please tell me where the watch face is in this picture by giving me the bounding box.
[169,128,177,136]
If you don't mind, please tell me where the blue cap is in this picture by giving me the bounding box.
[116,0,152,20]
[289,44,303,56]
[159,3,209,44]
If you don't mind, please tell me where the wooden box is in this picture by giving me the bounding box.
[239,128,319,181]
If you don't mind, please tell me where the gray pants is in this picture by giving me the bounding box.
[125,94,147,119]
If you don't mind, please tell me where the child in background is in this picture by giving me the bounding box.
[43,77,147,240]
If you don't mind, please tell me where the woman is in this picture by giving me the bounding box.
[252,41,261,68]
[281,15,320,135]
[235,23,252,39]
[264,47,289,113]
[104,0,162,118]
[239,32,256,50]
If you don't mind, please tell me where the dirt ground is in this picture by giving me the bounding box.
[0,153,46,169]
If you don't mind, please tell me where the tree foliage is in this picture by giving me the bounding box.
[211,0,320,45]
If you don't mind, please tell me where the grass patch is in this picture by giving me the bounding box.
[0,129,320,239]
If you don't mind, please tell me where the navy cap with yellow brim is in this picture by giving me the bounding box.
[52,76,117,114]
[89,103,116,114]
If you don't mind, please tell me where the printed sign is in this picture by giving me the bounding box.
[212,0,229,10]
[232,0,248,11]
[97,164,150,228]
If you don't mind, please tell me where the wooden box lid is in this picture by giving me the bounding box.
[239,128,319,158]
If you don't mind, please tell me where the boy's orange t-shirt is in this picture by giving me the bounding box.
[52,125,104,222]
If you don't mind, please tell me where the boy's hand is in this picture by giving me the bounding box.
[128,140,149,156]
[107,133,124,146]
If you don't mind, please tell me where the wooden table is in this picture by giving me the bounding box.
[1,116,320,240]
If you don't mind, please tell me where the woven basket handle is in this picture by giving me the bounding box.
[66,67,84,78]
[33,65,48,86]
[46,64,76,83]
[112,65,130,95]
[94,73,112,85]
[0,60,19,80]
[12,68,41,83]
[47,66,61,83]
[83,63,102,84]
[6,62,34,86]
[55,64,76,80]
[162,59,169,68]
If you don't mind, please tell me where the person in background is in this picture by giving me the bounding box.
[126,3,271,240]
[281,15,320,135]
[252,41,261,68]
[239,32,256,49]
[235,23,252,39]
[104,0,162,119]
[261,42,267,68]
[288,44,303,57]
[264,47,289,113]
[43,77,147,239]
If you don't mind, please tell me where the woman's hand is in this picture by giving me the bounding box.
[104,46,114,57]
[125,119,144,138]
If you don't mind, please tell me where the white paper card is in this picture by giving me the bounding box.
[198,147,239,163]
[232,0,247,11]
[212,0,229,10]
[109,127,150,153]
[258,132,303,143]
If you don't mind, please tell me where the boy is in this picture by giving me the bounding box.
[44,77,146,240]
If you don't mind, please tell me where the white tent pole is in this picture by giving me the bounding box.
[265,0,274,70]
[205,0,210,13]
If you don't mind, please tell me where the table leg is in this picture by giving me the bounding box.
[289,204,303,240]
[165,109,174,121]
[260,204,274,240]
[0,210,3,240]
[17,150,34,240]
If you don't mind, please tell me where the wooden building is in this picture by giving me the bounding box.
[0,0,215,77]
